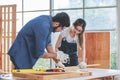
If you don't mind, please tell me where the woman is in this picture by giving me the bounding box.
[55,18,86,66]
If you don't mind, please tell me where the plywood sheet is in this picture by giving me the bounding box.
[85,32,110,69]
[12,67,92,80]
[13,72,91,80]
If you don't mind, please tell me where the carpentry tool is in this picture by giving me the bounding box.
[46,68,65,72]
[12,68,65,73]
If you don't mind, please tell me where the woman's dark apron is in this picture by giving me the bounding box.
[58,38,78,66]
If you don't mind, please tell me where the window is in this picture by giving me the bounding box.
[53,0,117,69]
[54,0,83,9]
[0,0,118,70]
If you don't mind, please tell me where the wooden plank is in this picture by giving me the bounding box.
[85,32,110,69]
[12,5,16,43]
[3,6,7,72]
[65,64,100,72]
[12,66,92,80]
[13,71,92,80]
[0,6,2,69]
[7,6,10,73]
[13,72,73,75]
[87,64,100,68]
[11,5,16,70]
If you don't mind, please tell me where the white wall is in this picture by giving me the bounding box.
[117,0,120,70]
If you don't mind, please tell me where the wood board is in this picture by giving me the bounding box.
[12,68,92,80]
[85,32,110,69]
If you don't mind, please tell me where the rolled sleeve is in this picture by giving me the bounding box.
[46,34,52,46]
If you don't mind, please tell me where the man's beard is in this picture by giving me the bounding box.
[52,27,58,32]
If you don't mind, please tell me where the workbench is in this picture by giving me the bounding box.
[0,68,120,80]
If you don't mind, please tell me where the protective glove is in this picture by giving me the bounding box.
[56,61,65,68]
[78,61,87,69]
[57,51,70,63]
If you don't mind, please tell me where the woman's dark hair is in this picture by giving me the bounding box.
[73,18,86,48]
[52,12,70,27]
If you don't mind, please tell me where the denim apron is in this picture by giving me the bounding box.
[58,38,78,66]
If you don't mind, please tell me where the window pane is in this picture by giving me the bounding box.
[53,0,83,9]
[110,31,117,53]
[24,0,50,11]
[110,31,117,69]
[0,0,22,11]
[85,8,117,30]
[33,58,50,69]
[51,32,60,50]
[85,0,117,7]
[23,11,50,25]
[16,13,23,32]
[53,10,83,23]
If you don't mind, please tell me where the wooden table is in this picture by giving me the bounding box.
[0,68,120,80]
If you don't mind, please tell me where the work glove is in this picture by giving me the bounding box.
[56,61,65,68]
[78,61,87,69]
[57,51,70,63]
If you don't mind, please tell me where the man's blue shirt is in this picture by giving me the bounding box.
[8,15,53,69]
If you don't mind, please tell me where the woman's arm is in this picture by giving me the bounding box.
[78,46,83,63]
[78,33,86,63]
[55,35,63,52]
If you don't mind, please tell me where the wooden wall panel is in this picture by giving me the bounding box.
[85,32,110,69]
[0,5,16,72]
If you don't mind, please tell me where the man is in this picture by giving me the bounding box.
[7,12,70,69]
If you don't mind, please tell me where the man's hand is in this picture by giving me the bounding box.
[57,51,70,63]
[56,61,65,68]
[78,61,87,69]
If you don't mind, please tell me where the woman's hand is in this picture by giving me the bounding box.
[78,61,87,69]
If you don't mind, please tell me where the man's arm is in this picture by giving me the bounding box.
[42,45,65,68]
[47,45,60,63]
[41,45,59,63]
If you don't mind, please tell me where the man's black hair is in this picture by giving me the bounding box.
[52,12,70,27]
